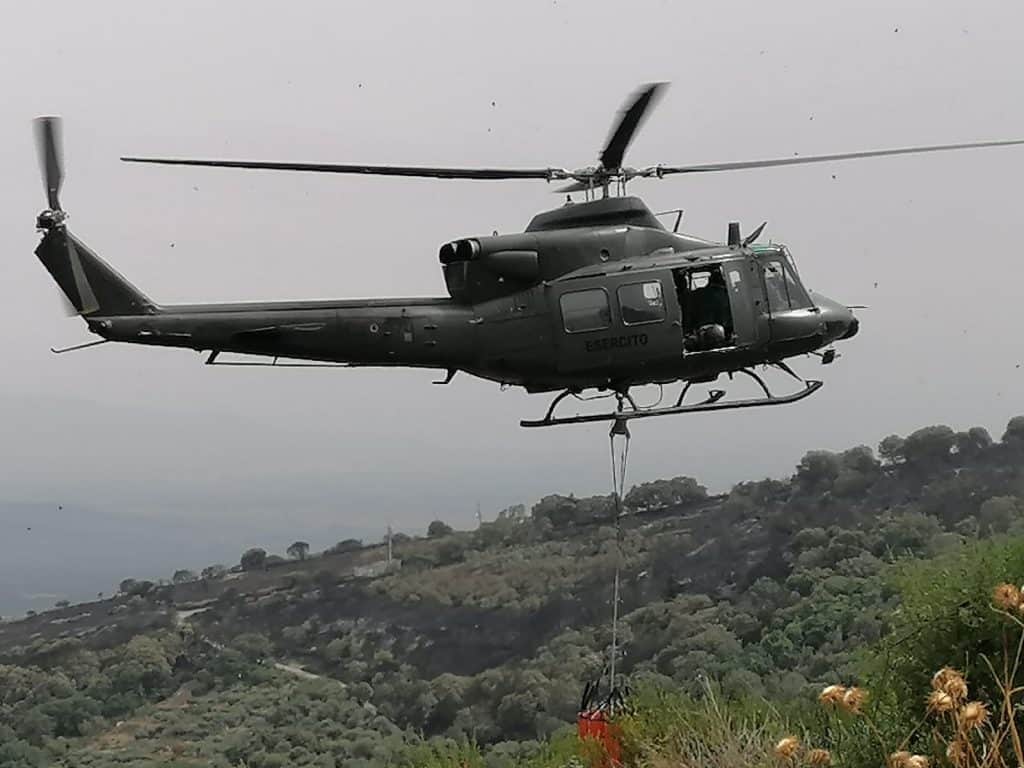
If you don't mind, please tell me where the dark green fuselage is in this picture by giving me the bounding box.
[37,197,857,394]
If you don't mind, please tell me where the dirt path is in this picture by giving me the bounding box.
[175,606,343,687]
[273,662,324,681]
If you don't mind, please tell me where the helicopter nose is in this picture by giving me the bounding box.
[812,293,859,342]
[840,316,859,340]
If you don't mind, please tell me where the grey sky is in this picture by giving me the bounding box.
[2,0,1023,552]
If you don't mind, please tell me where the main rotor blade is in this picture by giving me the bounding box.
[600,82,667,171]
[654,138,1024,176]
[33,116,64,210]
[120,156,565,181]
[556,180,591,194]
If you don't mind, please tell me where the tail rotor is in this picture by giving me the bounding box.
[34,116,67,228]
[32,116,108,316]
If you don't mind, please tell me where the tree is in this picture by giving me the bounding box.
[231,632,272,662]
[240,547,267,571]
[792,527,829,552]
[878,434,905,465]
[43,693,100,737]
[172,569,197,584]
[571,494,615,525]
[531,495,579,529]
[427,520,453,538]
[833,447,881,497]
[625,476,707,512]
[841,445,880,471]
[871,511,942,556]
[119,580,154,597]
[475,517,517,549]
[427,673,468,733]
[328,538,363,554]
[978,496,1024,536]
[955,426,993,459]
[902,425,955,470]
[437,537,468,565]
[286,541,310,560]
[109,635,172,695]
[201,564,227,580]
[1003,416,1024,446]
[323,637,348,663]
[795,450,841,492]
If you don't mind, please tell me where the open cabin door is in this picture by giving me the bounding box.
[721,259,762,347]
[671,258,762,353]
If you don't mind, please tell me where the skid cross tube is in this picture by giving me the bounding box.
[520,379,823,428]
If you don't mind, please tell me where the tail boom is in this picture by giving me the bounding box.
[89,299,478,370]
[35,223,477,372]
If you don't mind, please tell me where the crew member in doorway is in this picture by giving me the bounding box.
[684,267,733,351]
[702,270,732,336]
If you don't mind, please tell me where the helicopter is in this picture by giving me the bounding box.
[32,84,1024,427]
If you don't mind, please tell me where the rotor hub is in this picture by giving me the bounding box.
[36,209,67,231]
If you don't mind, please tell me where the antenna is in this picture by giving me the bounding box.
[386,524,393,565]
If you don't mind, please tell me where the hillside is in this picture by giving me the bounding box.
[2,416,1024,767]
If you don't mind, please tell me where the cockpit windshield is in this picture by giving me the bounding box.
[759,248,813,312]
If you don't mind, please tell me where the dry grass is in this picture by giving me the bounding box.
[619,682,793,768]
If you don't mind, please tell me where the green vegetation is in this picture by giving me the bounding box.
[1,417,1023,766]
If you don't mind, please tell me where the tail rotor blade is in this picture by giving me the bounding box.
[33,116,65,211]
[67,238,99,315]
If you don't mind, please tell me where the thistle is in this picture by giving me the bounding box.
[992,582,1021,611]
[818,684,846,708]
[931,667,968,703]
[840,686,867,714]
[926,690,954,714]
[945,739,967,767]
[806,748,832,766]
[958,701,989,730]
[775,736,801,760]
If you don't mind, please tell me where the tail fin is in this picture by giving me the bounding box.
[35,225,155,317]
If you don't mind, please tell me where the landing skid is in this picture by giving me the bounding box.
[520,369,823,428]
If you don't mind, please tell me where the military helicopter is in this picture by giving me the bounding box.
[32,84,1024,427]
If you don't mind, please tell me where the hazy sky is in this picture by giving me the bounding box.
[3,0,1023,551]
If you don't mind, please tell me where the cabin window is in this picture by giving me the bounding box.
[617,281,666,326]
[560,288,611,333]
[762,258,813,312]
